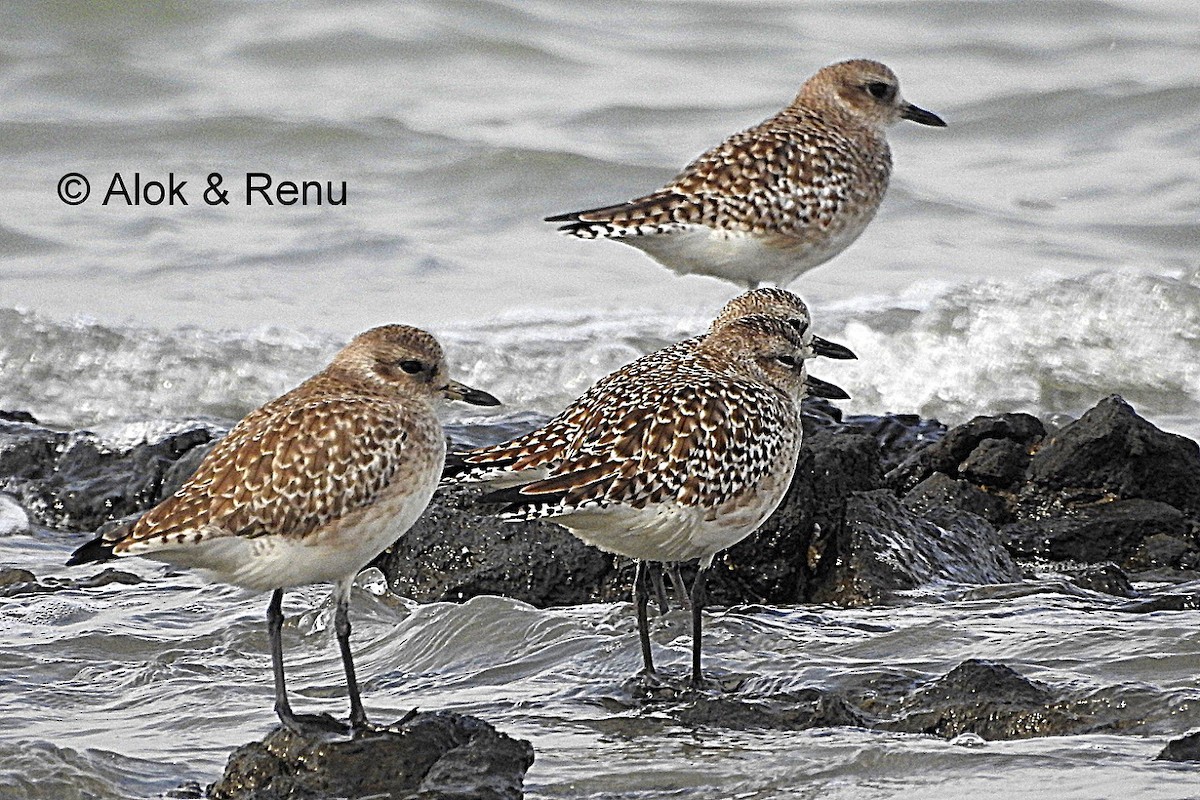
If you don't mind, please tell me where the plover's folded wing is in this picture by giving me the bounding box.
[482,378,795,521]
[70,395,413,563]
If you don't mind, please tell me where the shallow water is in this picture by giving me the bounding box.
[2,0,1200,797]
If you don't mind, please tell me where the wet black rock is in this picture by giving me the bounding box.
[1066,563,1138,598]
[0,565,144,597]
[1156,730,1200,762]
[1001,499,1192,568]
[903,471,1009,525]
[209,711,534,800]
[810,491,1021,606]
[887,412,1045,495]
[1025,396,1200,518]
[866,659,1174,740]
[669,688,863,731]
[0,418,221,532]
[377,482,624,607]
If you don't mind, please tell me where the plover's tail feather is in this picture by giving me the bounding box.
[546,192,693,239]
[479,463,613,521]
[66,531,119,566]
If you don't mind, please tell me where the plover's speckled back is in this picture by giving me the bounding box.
[67,324,500,735]
[477,313,835,687]
[547,59,946,289]
[443,289,853,678]
[444,288,853,488]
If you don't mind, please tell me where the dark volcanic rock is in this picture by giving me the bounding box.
[209,711,534,800]
[1024,395,1200,517]
[903,472,1009,525]
[0,419,222,532]
[1001,498,1194,569]
[870,659,1158,740]
[670,688,864,731]
[808,490,1020,606]
[887,412,1045,495]
[1066,563,1138,598]
[706,428,884,606]
[1157,730,1200,762]
[376,482,624,607]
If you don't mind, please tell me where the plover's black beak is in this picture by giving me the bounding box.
[901,103,947,127]
[810,335,857,360]
[443,380,501,407]
[806,374,850,401]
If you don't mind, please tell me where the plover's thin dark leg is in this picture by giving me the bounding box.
[332,578,367,730]
[633,560,655,675]
[667,562,691,611]
[689,563,711,689]
[268,588,298,726]
[269,588,347,735]
[649,561,670,615]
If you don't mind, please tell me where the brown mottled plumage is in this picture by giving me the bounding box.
[478,314,828,687]
[547,59,946,288]
[443,288,853,487]
[67,324,499,735]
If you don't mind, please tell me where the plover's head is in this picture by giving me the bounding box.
[797,59,946,129]
[332,324,501,406]
[710,288,856,361]
[703,314,813,398]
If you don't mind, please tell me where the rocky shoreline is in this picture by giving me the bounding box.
[4,394,1200,795]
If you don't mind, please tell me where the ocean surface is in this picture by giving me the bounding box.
[2,0,1200,797]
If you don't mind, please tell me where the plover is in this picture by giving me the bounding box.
[478,314,837,687]
[444,288,853,487]
[67,324,500,735]
[547,59,946,288]
[442,288,853,672]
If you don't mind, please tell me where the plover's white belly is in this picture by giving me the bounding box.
[560,448,799,566]
[627,219,871,287]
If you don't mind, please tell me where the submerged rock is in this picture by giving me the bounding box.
[209,711,534,800]
[862,659,1186,741]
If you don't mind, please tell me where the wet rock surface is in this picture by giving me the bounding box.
[208,711,534,800]
[1157,730,1200,762]
[0,418,221,532]
[7,394,1200,609]
[599,655,1198,743]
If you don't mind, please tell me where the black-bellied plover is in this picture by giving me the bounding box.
[444,288,853,487]
[547,59,946,289]
[477,313,835,687]
[443,288,852,677]
[67,324,500,735]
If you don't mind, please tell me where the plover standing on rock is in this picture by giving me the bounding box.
[443,288,853,676]
[547,59,946,288]
[477,313,840,688]
[68,324,500,735]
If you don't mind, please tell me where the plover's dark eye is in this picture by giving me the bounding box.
[398,360,424,374]
[866,82,893,101]
[787,317,810,334]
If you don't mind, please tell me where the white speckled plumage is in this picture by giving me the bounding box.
[444,288,847,489]
[483,314,811,565]
[547,59,946,289]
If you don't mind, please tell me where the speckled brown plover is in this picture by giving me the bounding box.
[443,289,853,679]
[547,59,946,288]
[474,313,841,687]
[68,324,500,735]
